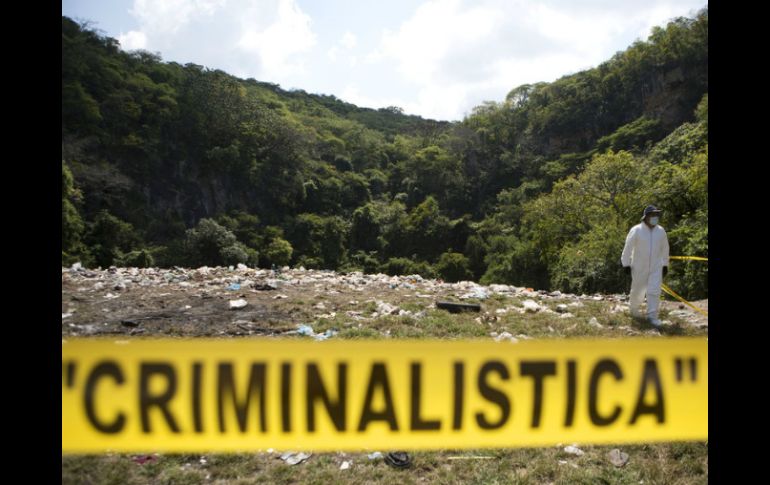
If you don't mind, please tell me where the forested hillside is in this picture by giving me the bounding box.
[62,7,707,298]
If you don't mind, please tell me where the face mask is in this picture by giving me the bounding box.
[649,216,659,226]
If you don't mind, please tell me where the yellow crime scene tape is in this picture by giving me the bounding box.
[661,284,708,317]
[62,338,707,453]
[663,256,708,316]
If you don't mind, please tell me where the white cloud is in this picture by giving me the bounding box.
[115,0,705,120]
[368,0,705,119]
[379,0,500,83]
[328,31,357,63]
[129,0,226,35]
[327,46,339,62]
[340,84,408,112]
[410,84,472,121]
[118,30,147,50]
[635,4,691,38]
[341,82,469,121]
[525,4,622,60]
[125,0,317,84]
[340,31,357,50]
[237,0,317,78]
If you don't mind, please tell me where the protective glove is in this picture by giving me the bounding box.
[662,266,668,277]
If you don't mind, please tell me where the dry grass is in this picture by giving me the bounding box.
[63,442,708,485]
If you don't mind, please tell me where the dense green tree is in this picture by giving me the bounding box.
[666,208,708,299]
[115,249,154,268]
[403,196,452,261]
[380,258,436,279]
[403,145,463,208]
[350,204,383,252]
[480,233,549,289]
[62,161,87,264]
[85,210,141,267]
[184,218,250,267]
[435,252,473,282]
[288,214,349,269]
[596,116,665,153]
[263,238,293,267]
[216,211,261,249]
[464,234,488,280]
[346,250,381,274]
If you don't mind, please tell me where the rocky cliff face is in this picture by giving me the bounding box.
[642,64,707,132]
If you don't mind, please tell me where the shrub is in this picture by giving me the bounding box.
[435,252,473,282]
[184,218,249,266]
[264,238,293,267]
[114,249,155,268]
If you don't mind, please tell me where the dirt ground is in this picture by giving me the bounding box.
[61,266,448,338]
[660,298,708,327]
[62,266,707,339]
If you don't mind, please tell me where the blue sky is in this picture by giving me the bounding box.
[62,0,706,121]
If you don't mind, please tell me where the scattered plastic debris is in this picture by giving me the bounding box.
[280,452,311,465]
[297,324,315,336]
[229,299,248,309]
[62,266,706,342]
[294,324,338,341]
[385,451,412,469]
[608,449,629,467]
[314,329,338,341]
[459,287,489,300]
[522,300,541,312]
[375,300,399,315]
[254,283,278,291]
[494,331,518,343]
[564,445,585,456]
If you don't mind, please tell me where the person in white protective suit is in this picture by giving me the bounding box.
[621,205,669,326]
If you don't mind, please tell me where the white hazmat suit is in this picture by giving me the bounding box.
[621,222,669,323]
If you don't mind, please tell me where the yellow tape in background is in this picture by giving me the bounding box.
[663,256,708,315]
[669,256,709,261]
[661,284,708,317]
[62,338,707,453]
